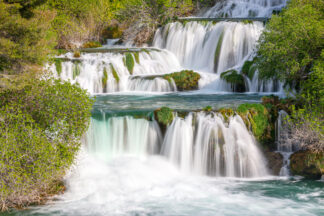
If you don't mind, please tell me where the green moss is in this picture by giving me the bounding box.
[214,31,224,72]
[72,62,81,79]
[102,68,108,91]
[203,106,212,112]
[54,59,62,76]
[154,107,174,126]
[242,60,257,80]
[237,103,271,142]
[290,150,324,179]
[220,70,246,92]
[219,108,234,122]
[73,50,81,58]
[124,52,135,74]
[110,63,120,83]
[134,52,140,64]
[163,70,200,91]
[242,20,253,24]
[82,41,102,48]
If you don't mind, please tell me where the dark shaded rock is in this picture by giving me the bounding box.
[265,151,283,175]
[290,150,324,179]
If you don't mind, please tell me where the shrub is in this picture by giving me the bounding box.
[0,78,93,210]
[237,103,271,142]
[220,70,246,92]
[154,107,174,126]
[82,41,102,48]
[163,70,200,91]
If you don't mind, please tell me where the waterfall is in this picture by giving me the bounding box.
[204,0,287,18]
[87,112,269,178]
[49,50,182,94]
[276,110,299,176]
[154,21,263,74]
[86,115,163,160]
[162,112,268,177]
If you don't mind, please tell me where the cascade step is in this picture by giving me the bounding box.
[177,17,269,23]
[80,47,161,53]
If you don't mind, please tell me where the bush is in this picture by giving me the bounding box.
[0,78,93,210]
[163,70,200,91]
[82,41,102,48]
[237,103,271,142]
[154,107,174,126]
[220,70,246,92]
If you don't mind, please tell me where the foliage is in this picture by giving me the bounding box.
[163,70,200,91]
[203,105,212,112]
[0,78,93,210]
[124,52,135,74]
[110,63,120,83]
[218,108,234,122]
[0,0,56,74]
[237,103,271,142]
[220,70,246,92]
[256,0,323,89]
[214,31,224,72]
[73,50,81,58]
[154,107,174,126]
[242,60,257,80]
[102,67,108,92]
[82,41,102,48]
[290,150,324,179]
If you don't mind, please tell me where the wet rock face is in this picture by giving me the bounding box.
[265,151,283,175]
[290,150,324,179]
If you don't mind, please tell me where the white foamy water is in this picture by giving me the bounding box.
[204,0,287,18]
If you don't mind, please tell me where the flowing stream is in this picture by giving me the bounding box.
[9,0,324,215]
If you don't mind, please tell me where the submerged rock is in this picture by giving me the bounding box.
[264,151,283,175]
[290,150,324,179]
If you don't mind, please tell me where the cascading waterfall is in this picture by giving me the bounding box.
[162,112,268,177]
[86,115,163,160]
[49,50,182,93]
[276,110,298,176]
[86,112,268,178]
[204,0,287,18]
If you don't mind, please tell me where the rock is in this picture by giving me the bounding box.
[290,150,324,179]
[321,175,324,181]
[264,151,283,175]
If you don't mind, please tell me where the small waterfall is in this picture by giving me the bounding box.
[276,110,298,176]
[128,77,177,92]
[162,112,268,177]
[86,115,163,160]
[204,0,287,18]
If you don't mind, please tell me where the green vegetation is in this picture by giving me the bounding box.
[237,104,271,142]
[290,150,324,179]
[214,31,224,72]
[124,52,135,74]
[82,41,102,48]
[154,107,174,127]
[0,78,93,210]
[220,70,246,92]
[102,67,108,91]
[110,63,120,83]
[72,62,81,79]
[242,60,256,80]
[218,108,234,122]
[54,58,63,76]
[203,105,212,112]
[73,50,81,58]
[163,70,200,91]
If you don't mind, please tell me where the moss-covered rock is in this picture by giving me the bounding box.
[242,60,257,80]
[290,150,324,179]
[82,41,102,48]
[110,63,120,83]
[218,108,234,122]
[163,70,200,91]
[72,62,81,79]
[102,68,108,92]
[154,107,174,127]
[124,52,135,74]
[214,31,224,72]
[237,103,272,144]
[264,151,283,175]
[203,105,212,112]
[73,50,81,58]
[101,25,123,39]
[220,70,246,92]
